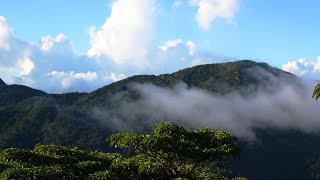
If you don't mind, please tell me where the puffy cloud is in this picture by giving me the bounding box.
[0,16,12,50]
[190,0,240,30]
[73,71,97,81]
[87,0,156,66]
[48,71,99,91]
[186,41,196,56]
[40,34,68,52]
[18,57,35,76]
[1,14,204,93]
[159,39,197,56]
[159,39,184,52]
[0,9,226,93]
[282,57,320,78]
[106,73,126,82]
[313,57,320,72]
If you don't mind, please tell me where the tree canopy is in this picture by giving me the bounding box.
[0,122,246,179]
[108,122,244,179]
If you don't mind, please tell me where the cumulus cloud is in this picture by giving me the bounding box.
[186,41,197,56]
[0,2,230,93]
[190,0,240,30]
[40,34,68,52]
[87,0,156,66]
[47,71,101,92]
[159,39,197,56]
[282,57,320,77]
[0,29,102,92]
[313,57,320,72]
[159,39,184,52]
[0,16,12,50]
[18,57,35,76]
[0,15,213,93]
[106,73,126,82]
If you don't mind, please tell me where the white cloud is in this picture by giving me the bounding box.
[159,39,197,56]
[48,71,98,90]
[106,73,126,82]
[18,57,35,76]
[314,56,320,72]
[87,0,156,66]
[0,11,225,93]
[282,57,320,77]
[48,71,97,81]
[47,71,66,77]
[0,16,13,50]
[159,39,184,52]
[40,34,67,52]
[73,71,97,80]
[186,41,196,56]
[190,0,240,30]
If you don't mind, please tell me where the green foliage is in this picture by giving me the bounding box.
[0,144,120,179]
[108,122,242,179]
[313,84,320,100]
[0,123,245,179]
[0,96,108,151]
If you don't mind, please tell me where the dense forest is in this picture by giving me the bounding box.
[1,60,320,179]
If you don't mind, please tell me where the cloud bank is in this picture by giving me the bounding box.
[92,79,320,140]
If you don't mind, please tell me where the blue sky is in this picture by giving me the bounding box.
[0,0,320,92]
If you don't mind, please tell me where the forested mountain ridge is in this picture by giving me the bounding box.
[0,60,318,179]
[0,60,302,151]
[74,60,299,109]
[0,81,46,107]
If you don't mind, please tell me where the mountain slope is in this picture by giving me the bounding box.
[0,95,108,151]
[0,78,6,86]
[0,60,316,179]
[75,60,299,109]
[0,83,46,107]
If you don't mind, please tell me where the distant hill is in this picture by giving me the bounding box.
[0,60,317,179]
[0,78,6,86]
[0,82,46,107]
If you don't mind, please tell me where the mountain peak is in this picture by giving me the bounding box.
[0,78,7,86]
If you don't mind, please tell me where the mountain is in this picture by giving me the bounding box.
[0,82,46,107]
[0,60,317,179]
[0,78,6,86]
[75,60,298,109]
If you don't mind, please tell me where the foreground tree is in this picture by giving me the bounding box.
[0,123,245,179]
[108,122,243,179]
